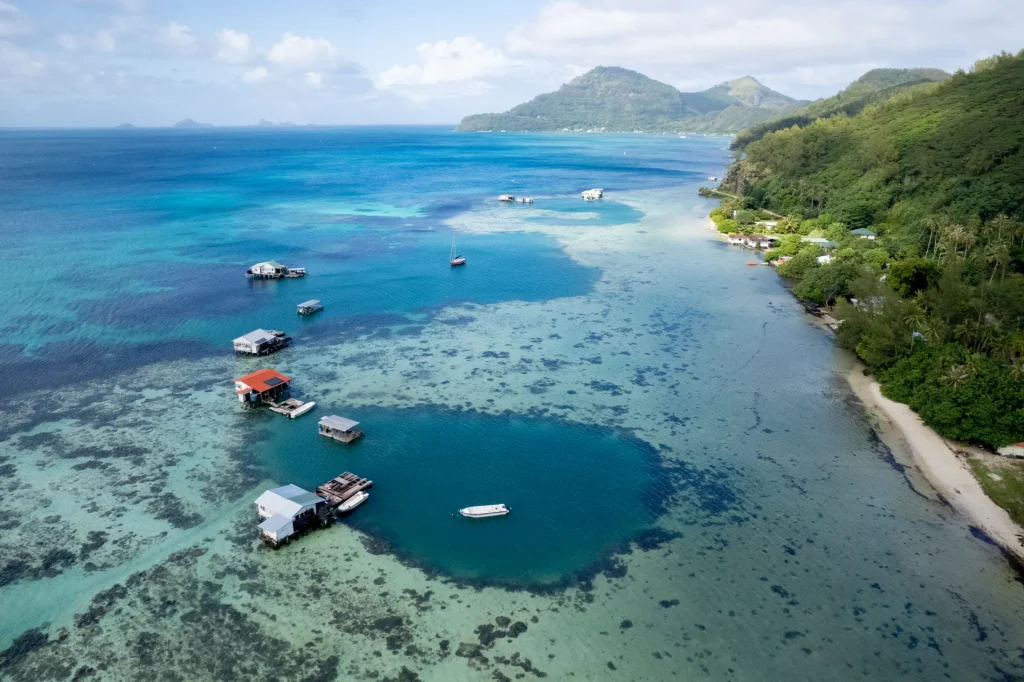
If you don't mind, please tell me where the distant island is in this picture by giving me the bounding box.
[115,123,136,129]
[174,118,214,129]
[456,66,808,134]
[256,119,298,128]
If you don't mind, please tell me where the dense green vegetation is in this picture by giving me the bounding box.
[716,51,1024,448]
[731,68,949,150]
[456,68,805,133]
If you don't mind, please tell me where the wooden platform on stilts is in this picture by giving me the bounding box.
[316,471,373,508]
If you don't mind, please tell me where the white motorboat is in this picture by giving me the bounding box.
[338,491,369,512]
[288,401,316,418]
[459,504,510,518]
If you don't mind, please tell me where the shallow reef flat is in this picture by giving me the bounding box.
[2,187,1024,681]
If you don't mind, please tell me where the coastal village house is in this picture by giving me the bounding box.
[850,228,877,240]
[728,234,745,245]
[234,368,292,406]
[801,237,841,250]
[255,484,327,546]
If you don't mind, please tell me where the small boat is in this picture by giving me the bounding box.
[499,194,515,202]
[708,176,719,182]
[338,491,369,513]
[459,504,510,518]
[288,401,316,418]
[746,262,759,266]
[450,231,466,267]
[581,188,603,200]
[516,197,534,203]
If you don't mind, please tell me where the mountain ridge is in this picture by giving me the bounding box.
[456,67,807,134]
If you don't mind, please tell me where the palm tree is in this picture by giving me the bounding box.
[919,215,942,258]
[1010,358,1024,383]
[985,241,1010,284]
[903,304,927,350]
[943,364,972,390]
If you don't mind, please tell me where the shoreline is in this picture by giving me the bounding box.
[706,207,1024,564]
[843,347,1024,564]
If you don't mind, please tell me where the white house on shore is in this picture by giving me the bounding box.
[728,234,745,245]
[255,484,327,546]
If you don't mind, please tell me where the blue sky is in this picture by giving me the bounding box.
[1,0,1020,126]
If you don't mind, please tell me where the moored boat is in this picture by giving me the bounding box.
[459,504,510,518]
[338,491,369,513]
[450,230,466,267]
[288,401,316,418]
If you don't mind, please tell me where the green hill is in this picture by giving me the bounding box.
[716,50,1024,449]
[456,67,806,133]
[732,67,950,149]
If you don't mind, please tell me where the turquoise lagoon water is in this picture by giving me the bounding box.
[1,127,1024,681]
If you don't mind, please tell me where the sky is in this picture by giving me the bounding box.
[1,0,1021,126]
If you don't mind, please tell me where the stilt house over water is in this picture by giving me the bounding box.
[255,484,328,546]
[246,260,307,279]
[319,415,364,443]
[234,368,291,407]
[297,300,323,315]
[232,329,291,355]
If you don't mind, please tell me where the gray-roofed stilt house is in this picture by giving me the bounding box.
[297,299,324,315]
[319,415,364,443]
[255,484,329,547]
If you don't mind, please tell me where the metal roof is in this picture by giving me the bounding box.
[319,415,360,431]
[254,484,324,518]
[258,513,292,534]
[234,328,273,344]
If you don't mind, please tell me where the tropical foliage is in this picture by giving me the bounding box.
[717,51,1024,447]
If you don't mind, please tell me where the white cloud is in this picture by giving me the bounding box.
[268,32,339,70]
[0,38,42,79]
[0,1,32,39]
[378,36,513,99]
[94,29,115,53]
[158,22,197,51]
[305,71,323,88]
[242,66,267,84]
[504,0,1022,96]
[216,29,249,64]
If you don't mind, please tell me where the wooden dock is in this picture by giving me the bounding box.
[316,471,373,508]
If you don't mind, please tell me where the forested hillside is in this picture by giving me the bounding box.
[715,51,1024,448]
[456,67,805,133]
[731,68,949,149]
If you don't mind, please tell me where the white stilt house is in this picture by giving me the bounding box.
[255,484,327,546]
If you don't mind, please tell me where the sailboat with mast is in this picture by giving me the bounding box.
[449,231,466,267]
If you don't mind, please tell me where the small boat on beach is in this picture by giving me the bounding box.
[338,491,369,513]
[450,231,466,267]
[459,504,510,518]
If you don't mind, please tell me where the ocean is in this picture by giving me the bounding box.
[0,127,1022,681]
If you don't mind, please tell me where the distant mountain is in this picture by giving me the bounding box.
[173,118,214,129]
[455,67,807,134]
[731,67,951,149]
[115,123,136,129]
[255,119,298,127]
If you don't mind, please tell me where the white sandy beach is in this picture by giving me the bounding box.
[845,363,1024,562]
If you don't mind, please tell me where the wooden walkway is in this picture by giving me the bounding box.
[316,471,373,507]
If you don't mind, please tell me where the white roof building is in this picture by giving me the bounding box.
[255,484,325,519]
[255,484,326,545]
